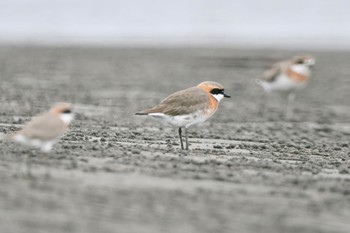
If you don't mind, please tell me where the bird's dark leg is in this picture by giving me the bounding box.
[26,153,31,177]
[259,92,267,117]
[178,127,184,150]
[25,151,34,178]
[286,92,296,119]
[184,128,189,150]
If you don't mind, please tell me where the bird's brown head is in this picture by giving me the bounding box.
[291,55,315,67]
[197,81,231,102]
[50,103,74,125]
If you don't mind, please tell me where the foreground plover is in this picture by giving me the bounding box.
[255,55,315,118]
[136,81,230,150]
[8,103,74,152]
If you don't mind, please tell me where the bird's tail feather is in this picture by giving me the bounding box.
[1,132,16,141]
[135,112,149,115]
[254,78,264,86]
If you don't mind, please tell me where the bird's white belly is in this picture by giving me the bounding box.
[13,134,56,152]
[149,111,210,128]
[264,74,307,93]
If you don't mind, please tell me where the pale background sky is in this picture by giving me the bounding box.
[0,0,349,48]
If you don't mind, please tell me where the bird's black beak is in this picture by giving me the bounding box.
[224,93,231,98]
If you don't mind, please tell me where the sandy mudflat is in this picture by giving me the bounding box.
[0,45,350,233]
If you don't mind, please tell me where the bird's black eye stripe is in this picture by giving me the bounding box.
[210,88,224,95]
[62,109,72,114]
[296,60,304,64]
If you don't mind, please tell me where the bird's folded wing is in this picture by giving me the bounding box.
[261,61,288,82]
[19,113,66,140]
[143,87,210,116]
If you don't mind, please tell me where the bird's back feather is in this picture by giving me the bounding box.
[261,61,289,82]
[138,87,210,116]
[16,112,67,140]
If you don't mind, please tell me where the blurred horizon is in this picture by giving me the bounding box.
[1,0,350,49]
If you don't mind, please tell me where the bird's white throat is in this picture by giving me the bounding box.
[212,93,224,102]
[291,64,311,76]
[60,113,74,125]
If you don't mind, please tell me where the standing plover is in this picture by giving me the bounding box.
[8,103,74,152]
[136,81,230,150]
[255,55,315,118]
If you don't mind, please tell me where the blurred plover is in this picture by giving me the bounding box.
[255,55,315,118]
[8,103,74,152]
[135,81,230,150]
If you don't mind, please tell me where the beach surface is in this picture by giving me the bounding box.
[0,46,350,233]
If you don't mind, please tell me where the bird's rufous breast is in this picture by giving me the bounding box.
[286,67,310,83]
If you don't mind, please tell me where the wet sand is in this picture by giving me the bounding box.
[0,45,350,233]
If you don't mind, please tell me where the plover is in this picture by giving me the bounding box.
[8,103,74,152]
[136,81,230,150]
[255,55,315,118]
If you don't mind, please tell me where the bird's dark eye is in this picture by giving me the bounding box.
[62,109,72,114]
[210,88,224,95]
[295,60,304,64]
